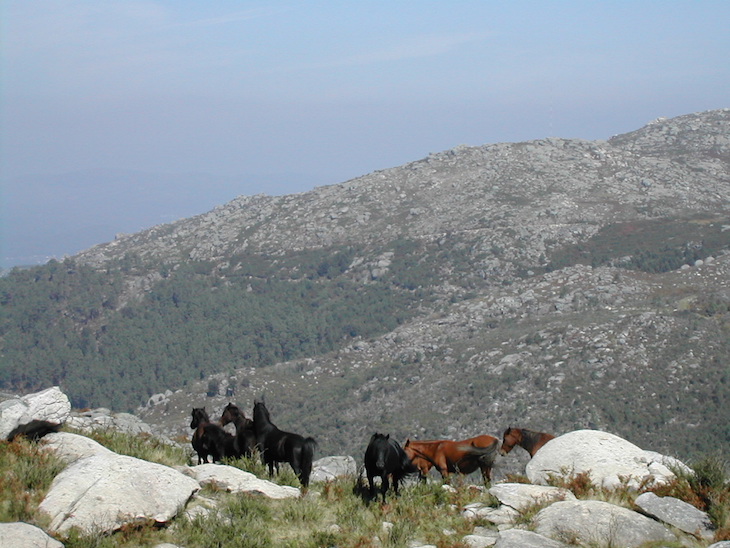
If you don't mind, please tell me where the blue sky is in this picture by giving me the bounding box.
[1,1,729,266]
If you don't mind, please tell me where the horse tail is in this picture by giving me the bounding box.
[299,437,317,487]
[458,440,499,465]
[7,420,62,442]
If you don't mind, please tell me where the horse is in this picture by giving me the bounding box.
[6,420,61,442]
[189,407,237,464]
[220,402,257,458]
[252,400,317,487]
[499,427,555,458]
[403,434,499,483]
[364,433,418,502]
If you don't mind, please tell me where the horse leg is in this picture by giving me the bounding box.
[435,456,450,482]
[290,454,303,485]
[381,474,389,502]
[480,464,492,484]
[367,473,376,501]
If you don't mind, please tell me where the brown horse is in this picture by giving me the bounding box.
[403,435,499,483]
[499,427,555,458]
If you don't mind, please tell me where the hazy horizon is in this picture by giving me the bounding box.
[2,1,728,267]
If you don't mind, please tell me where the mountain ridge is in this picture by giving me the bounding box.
[2,108,729,460]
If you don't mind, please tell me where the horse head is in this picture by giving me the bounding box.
[499,426,520,456]
[220,402,239,426]
[253,400,272,425]
[368,433,390,468]
[190,407,209,429]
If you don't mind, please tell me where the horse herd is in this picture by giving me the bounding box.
[190,401,317,487]
[189,401,554,500]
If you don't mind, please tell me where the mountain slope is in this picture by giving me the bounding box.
[2,109,729,460]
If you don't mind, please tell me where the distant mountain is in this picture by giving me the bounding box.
[1,109,729,460]
[1,169,318,267]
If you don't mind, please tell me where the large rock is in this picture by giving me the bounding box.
[42,431,113,464]
[634,492,714,540]
[66,408,153,436]
[39,453,199,535]
[526,429,670,489]
[462,503,519,524]
[0,522,64,548]
[0,387,70,438]
[310,455,357,482]
[489,483,575,511]
[534,500,676,547]
[186,463,301,499]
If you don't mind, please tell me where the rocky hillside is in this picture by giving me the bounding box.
[2,109,729,462]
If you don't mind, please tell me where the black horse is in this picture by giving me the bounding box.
[6,420,61,442]
[220,402,257,458]
[252,400,317,487]
[364,433,418,502]
[190,407,237,464]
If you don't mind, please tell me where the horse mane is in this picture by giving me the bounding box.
[517,428,552,455]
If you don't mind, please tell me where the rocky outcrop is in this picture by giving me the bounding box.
[39,452,200,535]
[41,431,114,463]
[0,522,64,548]
[311,455,358,482]
[185,463,300,499]
[494,529,566,548]
[635,492,715,540]
[66,408,154,436]
[4,386,722,546]
[0,387,70,439]
[488,483,576,512]
[533,500,677,547]
[525,429,678,489]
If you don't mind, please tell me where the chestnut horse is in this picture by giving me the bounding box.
[499,427,554,458]
[403,434,499,483]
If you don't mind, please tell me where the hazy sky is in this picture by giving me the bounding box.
[1,1,729,266]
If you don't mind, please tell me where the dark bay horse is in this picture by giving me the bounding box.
[6,420,61,442]
[403,434,499,483]
[190,407,237,464]
[220,402,257,458]
[364,433,418,502]
[499,427,555,458]
[252,400,317,487]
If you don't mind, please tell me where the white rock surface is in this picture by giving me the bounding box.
[494,528,567,548]
[310,455,357,482]
[0,522,64,548]
[186,463,301,499]
[635,492,714,540]
[526,429,671,489]
[41,431,113,463]
[489,483,576,511]
[534,499,676,547]
[0,387,70,438]
[39,453,199,534]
